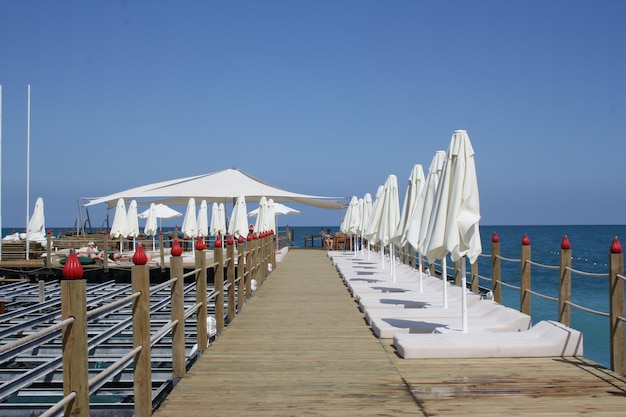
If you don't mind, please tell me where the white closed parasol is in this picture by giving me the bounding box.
[181,197,198,238]
[229,194,249,239]
[426,130,482,332]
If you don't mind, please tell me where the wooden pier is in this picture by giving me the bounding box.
[153,249,626,416]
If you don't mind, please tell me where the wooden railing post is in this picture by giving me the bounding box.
[559,236,572,326]
[131,257,152,417]
[245,235,253,298]
[226,236,236,322]
[520,234,531,316]
[171,243,185,379]
[237,236,245,311]
[454,260,461,286]
[159,231,166,272]
[103,232,110,273]
[271,231,277,271]
[261,233,268,283]
[61,254,89,417]
[193,238,208,351]
[214,236,225,333]
[609,237,624,375]
[471,260,479,294]
[491,232,501,303]
[46,230,53,268]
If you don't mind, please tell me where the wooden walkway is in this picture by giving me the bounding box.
[153,249,626,417]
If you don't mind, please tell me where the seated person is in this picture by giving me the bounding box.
[323,228,334,250]
[109,252,154,263]
[75,241,102,260]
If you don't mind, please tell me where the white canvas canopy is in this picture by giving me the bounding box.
[83,167,344,210]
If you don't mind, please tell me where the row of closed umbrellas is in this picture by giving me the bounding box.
[108,195,300,241]
[340,129,482,332]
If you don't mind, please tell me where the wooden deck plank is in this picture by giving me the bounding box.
[153,249,626,417]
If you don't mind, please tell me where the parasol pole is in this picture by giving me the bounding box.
[441,256,448,308]
[461,257,468,332]
[0,84,3,260]
[25,85,31,260]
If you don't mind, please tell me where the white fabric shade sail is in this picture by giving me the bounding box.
[83,167,344,210]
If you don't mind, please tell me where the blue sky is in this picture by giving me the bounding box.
[1,0,624,229]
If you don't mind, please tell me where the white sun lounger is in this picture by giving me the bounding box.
[363,300,505,325]
[370,307,531,338]
[393,320,583,359]
[357,291,482,311]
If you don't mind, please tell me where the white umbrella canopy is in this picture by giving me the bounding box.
[228,194,249,238]
[28,197,45,236]
[110,198,128,239]
[143,203,158,236]
[181,197,198,238]
[392,164,425,247]
[425,130,482,332]
[143,202,158,251]
[359,192,373,256]
[411,151,447,256]
[341,196,360,236]
[138,203,182,222]
[254,196,269,233]
[197,200,209,237]
[126,200,140,239]
[267,199,276,233]
[210,202,227,236]
[248,202,300,217]
[364,176,400,247]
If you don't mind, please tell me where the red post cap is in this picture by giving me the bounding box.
[63,252,84,280]
[227,235,234,245]
[171,239,182,256]
[196,236,206,251]
[247,234,252,242]
[214,235,223,248]
[492,232,499,243]
[521,234,530,246]
[561,235,571,250]
[133,244,148,265]
[238,235,244,244]
[610,236,622,254]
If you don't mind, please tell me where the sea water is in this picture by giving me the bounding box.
[3,224,625,369]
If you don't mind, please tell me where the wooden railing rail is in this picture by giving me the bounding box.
[35,233,274,416]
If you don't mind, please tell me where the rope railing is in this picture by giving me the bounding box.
[442,233,626,375]
[495,254,520,263]
[566,266,609,278]
[564,300,609,318]
[525,288,558,302]
[526,259,560,270]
